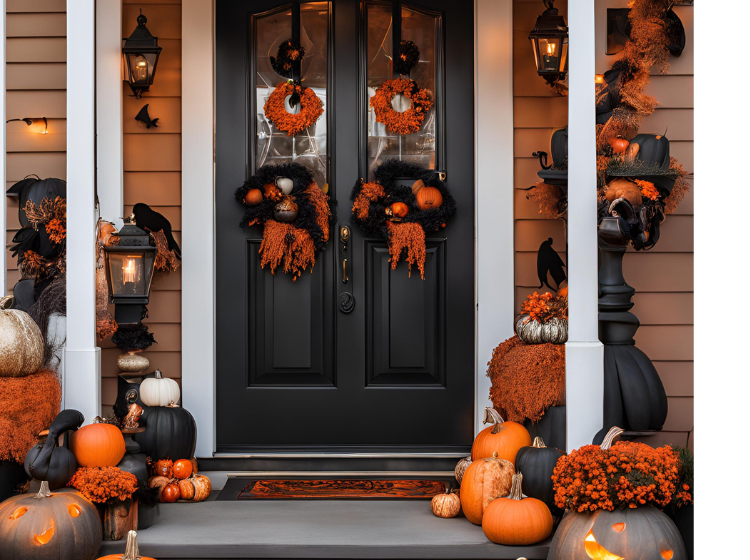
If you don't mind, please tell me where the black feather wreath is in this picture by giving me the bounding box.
[235,162,336,251]
[270,40,306,79]
[350,160,457,239]
[394,40,420,76]
[111,323,157,351]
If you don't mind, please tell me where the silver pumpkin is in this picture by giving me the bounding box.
[515,314,568,344]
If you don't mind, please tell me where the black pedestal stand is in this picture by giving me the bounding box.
[595,241,668,443]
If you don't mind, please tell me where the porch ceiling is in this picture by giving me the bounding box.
[97,498,550,559]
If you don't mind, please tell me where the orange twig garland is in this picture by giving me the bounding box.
[352,182,385,220]
[259,220,317,280]
[386,222,426,279]
[305,183,331,243]
[264,82,324,137]
[370,78,432,135]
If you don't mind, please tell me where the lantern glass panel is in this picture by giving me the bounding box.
[537,37,562,72]
[108,252,154,297]
[125,52,158,87]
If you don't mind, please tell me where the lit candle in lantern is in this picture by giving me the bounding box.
[543,41,558,71]
[123,258,136,283]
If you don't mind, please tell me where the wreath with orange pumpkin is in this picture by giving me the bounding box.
[350,160,456,279]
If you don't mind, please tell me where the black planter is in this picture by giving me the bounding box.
[0,461,28,504]
[596,242,668,439]
[523,405,566,452]
[669,505,694,560]
[138,501,159,530]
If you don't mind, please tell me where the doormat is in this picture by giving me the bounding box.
[237,479,446,500]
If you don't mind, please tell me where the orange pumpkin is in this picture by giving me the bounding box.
[609,136,630,155]
[263,183,282,201]
[605,178,642,206]
[244,189,263,206]
[391,202,409,218]
[471,407,531,464]
[178,478,195,500]
[69,422,126,467]
[151,458,173,478]
[431,489,461,518]
[148,475,169,501]
[416,185,443,210]
[459,452,514,525]
[162,483,181,503]
[173,458,193,480]
[97,530,156,560]
[482,473,553,545]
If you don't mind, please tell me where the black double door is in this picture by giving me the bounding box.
[216,0,474,452]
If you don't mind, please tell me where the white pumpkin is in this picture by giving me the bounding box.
[275,177,294,195]
[0,298,45,377]
[139,369,181,407]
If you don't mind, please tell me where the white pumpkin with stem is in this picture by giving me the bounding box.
[139,369,181,407]
[0,297,45,377]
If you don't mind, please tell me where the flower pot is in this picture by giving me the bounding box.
[101,498,138,541]
[137,500,159,530]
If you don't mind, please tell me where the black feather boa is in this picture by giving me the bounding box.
[235,162,335,252]
[350,160,457,239]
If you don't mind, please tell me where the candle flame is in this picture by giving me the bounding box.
[123,258,136,283]
[547,42,556,55]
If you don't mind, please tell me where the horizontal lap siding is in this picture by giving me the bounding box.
[101,0,184,412]
[513,0,694,448]
[5,2,66,294]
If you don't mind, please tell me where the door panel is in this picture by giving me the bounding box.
[216,0,474,452]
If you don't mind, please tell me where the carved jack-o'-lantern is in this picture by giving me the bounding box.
[547,505,687,560]
[0,481,103,560]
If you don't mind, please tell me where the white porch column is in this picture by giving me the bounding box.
[96,0,124,229]
[182,0,216,457]
[565,0,603,452]
[1,0,6,296]
[474,0,514,435]
[66,0,101,421]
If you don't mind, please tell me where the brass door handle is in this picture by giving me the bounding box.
[342,258,349,284]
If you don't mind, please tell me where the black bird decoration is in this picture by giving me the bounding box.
[135,104,159,129]
[537,237,566,292]
[132,202,181,259]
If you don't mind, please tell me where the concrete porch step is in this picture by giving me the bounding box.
[96,497,551,559]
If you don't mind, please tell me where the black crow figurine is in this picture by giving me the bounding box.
[133,203,181,259]
[135,104,159,129]
[537,237,566,292]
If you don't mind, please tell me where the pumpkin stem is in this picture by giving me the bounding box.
[123,530,140,560]
[35,481,51,499]
[600,426,624,450]
[483,407,505,434]
[154,369,163,379]
[508,473,524,501]
[532,436,546,448]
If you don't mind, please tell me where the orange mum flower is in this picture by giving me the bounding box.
[635,179,659,201]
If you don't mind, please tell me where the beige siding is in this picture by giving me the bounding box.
[101,0,183,410]
[513,0,694,448]
[5,2,66,294]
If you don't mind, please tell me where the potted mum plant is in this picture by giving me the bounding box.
[68,466,138,540]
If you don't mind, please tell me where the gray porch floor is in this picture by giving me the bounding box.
[96,496,551,559]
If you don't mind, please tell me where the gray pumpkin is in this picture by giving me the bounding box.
[515,314,568,344]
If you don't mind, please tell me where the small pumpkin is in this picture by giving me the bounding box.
[69,421,126,468]
[244,189,263,206]
[274,196,299,222]
[178,478,195,500]
[0,481,102,560]
[275,176,294,195]
[605,178,642,206]
[173,458,193,480]
[514,436,565,510]
[482,473,553,545]
[431,489,461,518]
[454,456,472,485]
[151,458,173,478]
[162,482,181,503]
[411,179,425,194]
[471,407,531,464]
[415,185,443,210]
[148,475,170,501]
[609,135,629,154]
[0,302,45,377]
[139,369,181,407]
[460,452,514,525]
[179,474,212,502]
[390,202,409,218]
[264,182,282,201]
[515,315,568,344]
[97,530,156,560]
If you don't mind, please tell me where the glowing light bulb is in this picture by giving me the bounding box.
[547,42,556,55]
[123,259,136,283]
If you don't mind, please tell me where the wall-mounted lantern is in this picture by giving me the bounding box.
[6,117,48,134]
[529,0,568,86]
[104,215,157,324]
[122,10,162,98]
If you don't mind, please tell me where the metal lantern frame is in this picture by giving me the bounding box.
[529,0,569,85]
[122,10,162,98]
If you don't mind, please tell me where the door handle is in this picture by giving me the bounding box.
[342,258,349,284]
[339,226,354,313]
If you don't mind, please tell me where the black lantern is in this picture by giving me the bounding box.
[122,10,162,98]
[104,215,157,324]
[529,0,568,85]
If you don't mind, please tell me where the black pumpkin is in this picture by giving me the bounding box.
[24,410,83,490]
[515,436,565,511]
[6,176,67,227]
[133,404,197,461]
[117,453,149,483]
[630,134,670,168]
[548,505,687,560]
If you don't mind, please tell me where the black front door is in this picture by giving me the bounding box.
[216,0,474,452]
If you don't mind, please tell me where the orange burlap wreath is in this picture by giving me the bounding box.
[486,336,565,424]
[264,81,324,136]
[0,370,61,463]
[370,78,432,135]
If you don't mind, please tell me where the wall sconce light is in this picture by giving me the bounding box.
[104,214,157,324]
[595,74,606,84]
[6,117,48,134]
[529,0,568,86]
[122,10,162,98]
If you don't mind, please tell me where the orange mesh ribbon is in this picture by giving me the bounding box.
[259,220,317,281]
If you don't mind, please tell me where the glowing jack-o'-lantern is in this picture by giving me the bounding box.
[0,481,102,560]
[547,505,686,560]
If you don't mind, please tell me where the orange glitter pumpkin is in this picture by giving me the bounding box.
[416,186,443,210]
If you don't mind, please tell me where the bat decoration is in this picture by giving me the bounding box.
[133,202,181,261]
[537,237,566,292]
[135,104,159,129]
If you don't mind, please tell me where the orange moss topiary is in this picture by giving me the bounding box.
[259,220,318,280]
[486,336,565,424]
[352,182,385,220]
[386,222,426,279]
[0,370,61,463]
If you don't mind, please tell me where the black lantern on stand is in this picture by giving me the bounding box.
[529,0,568,85]
[104,215,157,325]
[122,10,162,98]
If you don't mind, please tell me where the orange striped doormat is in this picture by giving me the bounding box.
[238,479,446,499]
